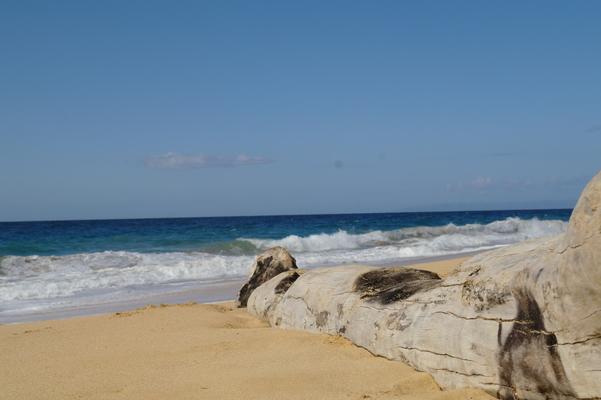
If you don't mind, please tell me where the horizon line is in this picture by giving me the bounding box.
[0,207,574,224]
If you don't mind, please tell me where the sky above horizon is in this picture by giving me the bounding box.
[1,1,600,221]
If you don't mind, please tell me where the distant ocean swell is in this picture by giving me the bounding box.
[0,217,567,304]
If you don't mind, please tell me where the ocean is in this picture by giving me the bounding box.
[0,209,571,322]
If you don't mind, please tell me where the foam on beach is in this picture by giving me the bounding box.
[0,217,566,321]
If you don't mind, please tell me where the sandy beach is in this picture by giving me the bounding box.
[3,3,597,398]
[0,257,494,400]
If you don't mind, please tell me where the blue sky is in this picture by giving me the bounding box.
[1,1,600,221]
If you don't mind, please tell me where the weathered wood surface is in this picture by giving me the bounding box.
[237,246,297,307]
[244,172,601,399]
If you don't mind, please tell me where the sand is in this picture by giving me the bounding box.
[0,257,494,400]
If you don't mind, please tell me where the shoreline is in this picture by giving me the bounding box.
[1,251,485,324]
[0,255,494,400]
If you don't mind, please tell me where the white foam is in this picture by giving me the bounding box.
[242,217,567,254]
[0,217,567,317]
[0,252,253,302]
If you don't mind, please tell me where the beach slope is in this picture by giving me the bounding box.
[1,258,492,400]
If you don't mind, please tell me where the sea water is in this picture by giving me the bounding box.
[0,210,571,321]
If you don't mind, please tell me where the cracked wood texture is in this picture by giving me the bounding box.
[245,171,601,400]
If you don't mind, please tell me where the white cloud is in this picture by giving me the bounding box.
[446,174,589,193]
[145,152,273,169]
[447,176,493,192]
[470,176,493,189]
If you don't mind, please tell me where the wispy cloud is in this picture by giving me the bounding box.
[447,177,493,192]
[145,152,273,169]
[585,124,601,134]
[542,175,590,188]
[470,176,493,189]
[447,174,589,193]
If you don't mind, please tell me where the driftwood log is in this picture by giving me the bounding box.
[241,171,601,400]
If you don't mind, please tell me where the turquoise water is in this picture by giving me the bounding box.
[0,209,571,319]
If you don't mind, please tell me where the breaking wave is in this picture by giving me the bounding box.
[0,252,253,302]
[241,217,567,254]
[0,217,567,314]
